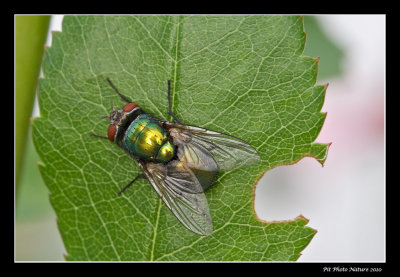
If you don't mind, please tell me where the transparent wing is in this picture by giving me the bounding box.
[138,160,213,236]
[164,121,260,171]
[174,139,219,191]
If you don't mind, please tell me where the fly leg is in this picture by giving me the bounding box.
[118,174,146,196]
[90,133,108,140]
[90,132,146,194]
[106,77,132,103]
[167,80,183,124]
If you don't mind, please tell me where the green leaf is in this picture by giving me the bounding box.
[32,15,329,261]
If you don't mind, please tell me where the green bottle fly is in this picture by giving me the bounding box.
[91,78,260,236]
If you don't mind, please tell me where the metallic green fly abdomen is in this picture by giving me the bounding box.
[122,114,176,163]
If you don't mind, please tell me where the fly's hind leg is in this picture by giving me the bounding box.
[167,80,183,124]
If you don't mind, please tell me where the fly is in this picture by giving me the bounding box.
[90,78,260,236]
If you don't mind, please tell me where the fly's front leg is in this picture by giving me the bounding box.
[106,77,132,103]
[90,133,108,140]
[167,80,183,124]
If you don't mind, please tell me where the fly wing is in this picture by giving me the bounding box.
[138,160,213,236]
[174,139,219,191]
[164,121,260,171]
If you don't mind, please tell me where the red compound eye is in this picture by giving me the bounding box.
[108,124,117,142]
[122,103,138,112]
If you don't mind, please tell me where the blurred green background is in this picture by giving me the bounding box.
[15,15,344,261]
[15,15,65,261]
